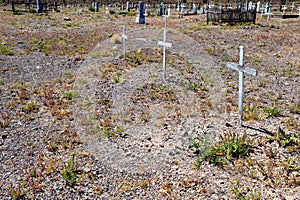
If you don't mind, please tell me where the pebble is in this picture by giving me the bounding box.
[181,130,188,137]
[171,165,179,170]
[84,168,91,173]
[53,184,59,191]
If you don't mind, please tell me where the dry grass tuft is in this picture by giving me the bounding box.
[110,34,122,44]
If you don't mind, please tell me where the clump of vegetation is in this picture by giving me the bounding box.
[289,100,300,114]
[127,53,143,67]
[0,44,15,55]
[24,101,39,113]
[268,127,300,153]
[193,132,253,167]
[243,104,262,121]
[61,153,77,186]
[121,11,136,16]
[263,105,283,118]
[96,115,124,138]
[231,181,261,200]
[205,47,216,55]
[109,10,116,15]
[88,5,95,12]
[252,57,262,65]
[102,126,124,137]
[7,183,26,200]
[113,75,124,84]
[64,90,78,100]
[110,34,122,44]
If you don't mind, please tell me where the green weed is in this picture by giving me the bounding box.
[101,125,124,138]
[243,105,261,121]
[58,36,64,41]
[205,47,215,55]
[231,184,261,200]
[107,32,113,38]
[24,101,39,113]
[62,153,76,186]
[64,90,78,100]
[187,82,197,91]
[268,127,300,152]
[289,100,300,114]
[221,55,230,62]
[109,10,116,15]
[252,57,262,66]
[121,11,136,16]
[88,5,95,12]
[194,132,253,167]
[7,182,26,200]
[0,44,14,55]
[113,75,124,84]
[189,136,213,163]
[263,106,283,117]
[64,72,75,80]
[280,157,300,173]
[202,74,212,86]
[8,21,17,26]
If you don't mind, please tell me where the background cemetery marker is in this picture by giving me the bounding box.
[282,5,287,15]
[122,26,128,60]
[158,15,172,80]
[291,2,295,12]
[37,0,42,13]
[136,1,145,24]
[266,6,272,25]
[226,46,258,127]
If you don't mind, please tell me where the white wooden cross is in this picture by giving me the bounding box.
[282,5,287,15]
[266,7,272,24]
[291,2,295,12]
[208,3,214,9]
[260,4,265,18]
[226,46,258,127]
[122,26,128,60]
[158,15,172,80]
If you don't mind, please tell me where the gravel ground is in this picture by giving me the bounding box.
[0,8,299,199]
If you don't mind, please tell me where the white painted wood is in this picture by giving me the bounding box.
[122,26,127,60]
[157,41,172,48]
[157,15,172,80]
[226,46,258,127]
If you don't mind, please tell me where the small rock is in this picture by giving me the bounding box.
[64,17,71,21]
[181,130,188,137]
[171,165,179,170]
[225,123,232,127]
[84,167,91,173]
[53,184,59,190]
[207,124,215,128]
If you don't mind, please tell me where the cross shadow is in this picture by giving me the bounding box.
[242,125,273,136]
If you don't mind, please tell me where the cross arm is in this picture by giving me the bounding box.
[122,34,128,40]
[226,63,258,76]
[158,41,172,48]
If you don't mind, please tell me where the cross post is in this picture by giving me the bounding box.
[226,46,258,127]
[260,5,265,18]
[282,5,287,15]
[291,3,295,12]
[122,26,128,60]
[158,15,172,80]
